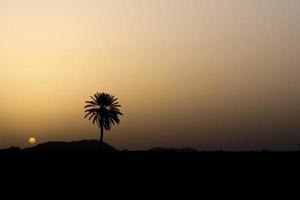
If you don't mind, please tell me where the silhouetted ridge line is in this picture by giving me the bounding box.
[23,139,118,152]
[149,147,198,152]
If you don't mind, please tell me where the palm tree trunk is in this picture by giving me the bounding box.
[99,125,104,152]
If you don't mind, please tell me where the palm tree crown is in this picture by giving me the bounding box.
[84,92,123,151]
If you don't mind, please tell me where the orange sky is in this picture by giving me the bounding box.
[0,0,300,150]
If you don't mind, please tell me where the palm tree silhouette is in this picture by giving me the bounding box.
[84,92,123,152]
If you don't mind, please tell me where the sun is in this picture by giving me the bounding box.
[28,137,37,145]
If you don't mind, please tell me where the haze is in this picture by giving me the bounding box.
[0,0,300,151]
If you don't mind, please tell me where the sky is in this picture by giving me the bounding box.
[0,0,300,151]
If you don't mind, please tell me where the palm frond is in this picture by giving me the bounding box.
[84,92,123,131]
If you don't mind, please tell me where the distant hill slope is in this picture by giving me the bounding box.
[149,147,198,152]
[0,146,22,153]
[23,140,118,152]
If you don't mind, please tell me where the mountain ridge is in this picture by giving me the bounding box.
[0,139,199,152]
[23,139,117,152]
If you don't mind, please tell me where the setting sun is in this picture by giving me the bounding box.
[29,137,37,145]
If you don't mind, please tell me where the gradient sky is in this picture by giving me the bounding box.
[0,0,300,150]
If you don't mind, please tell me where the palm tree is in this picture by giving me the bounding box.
[84,92,123,152]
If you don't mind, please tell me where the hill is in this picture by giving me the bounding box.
[148,147,198,152]
[23,139,117,152]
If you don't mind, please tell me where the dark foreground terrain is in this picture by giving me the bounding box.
[1,140,299,169]
[2,149,300,167]
[1,140,299,184]
[1,143,299,196]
